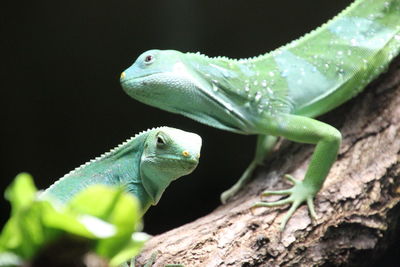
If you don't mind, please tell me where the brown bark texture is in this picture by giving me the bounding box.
[136,57,400,267]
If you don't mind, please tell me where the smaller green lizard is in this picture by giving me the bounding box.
[41,126,202,215]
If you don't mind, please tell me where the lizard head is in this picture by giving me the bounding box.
[120,49,199,114]
[120,49,254,133]
[140,127,202,205]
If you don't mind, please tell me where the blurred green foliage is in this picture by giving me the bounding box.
[0,173,148,267]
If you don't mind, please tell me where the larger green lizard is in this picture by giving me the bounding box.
[120,0,400,229]
[41,127,202,215]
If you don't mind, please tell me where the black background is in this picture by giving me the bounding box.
[5,2,398,263]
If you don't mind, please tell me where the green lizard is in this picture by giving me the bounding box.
[41,127,202,215]
[120,0,400,230]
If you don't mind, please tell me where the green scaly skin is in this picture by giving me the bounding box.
[41,127,202,215]
[120,0,400,230]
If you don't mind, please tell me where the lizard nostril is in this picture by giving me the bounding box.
[120,72,126,79]
[182,151,190,157]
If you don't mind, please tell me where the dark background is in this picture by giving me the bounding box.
[0,0,356,234]
[4,1,400,265]
[1,0,356,234]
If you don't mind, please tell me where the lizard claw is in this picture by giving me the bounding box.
[252,174,318,230]
[283,174,300,185]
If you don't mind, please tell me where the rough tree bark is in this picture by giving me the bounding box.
[136,57,400,267]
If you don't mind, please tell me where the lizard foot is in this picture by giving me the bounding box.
[252,174,318,231]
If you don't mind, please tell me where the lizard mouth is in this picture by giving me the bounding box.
[147,155,199,165]
[146,155,199,175]
[120,72,162,86]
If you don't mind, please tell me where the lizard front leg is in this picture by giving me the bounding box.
[253,113,341,230]
[221,134,278,203]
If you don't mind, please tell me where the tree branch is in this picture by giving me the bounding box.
[136,57,400,267]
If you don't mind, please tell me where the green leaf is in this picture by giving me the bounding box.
[0,173,54,259]
[108,232,150,267]
[0,175,146,266]
[67,185,140,228]
[40,201,96,238]
[67,185,144,264]
[4,173,36,216]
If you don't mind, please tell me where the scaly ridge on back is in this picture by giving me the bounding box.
[186,0,398,65]
[44,126,162,194]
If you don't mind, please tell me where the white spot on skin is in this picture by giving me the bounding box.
[225,103,234,112]
[212,80,219,92]
[255,92,262,102]
[261,80,267,87]
[257,104,264,114]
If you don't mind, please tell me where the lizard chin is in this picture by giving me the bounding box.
[121,70,255,134]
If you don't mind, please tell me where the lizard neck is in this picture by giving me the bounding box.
[124,181,152,215]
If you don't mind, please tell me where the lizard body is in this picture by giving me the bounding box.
[120,0,400,229]
[42,127,201,215]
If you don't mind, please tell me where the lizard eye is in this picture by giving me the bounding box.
[156,135,166,147]
[144,54,154,64]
